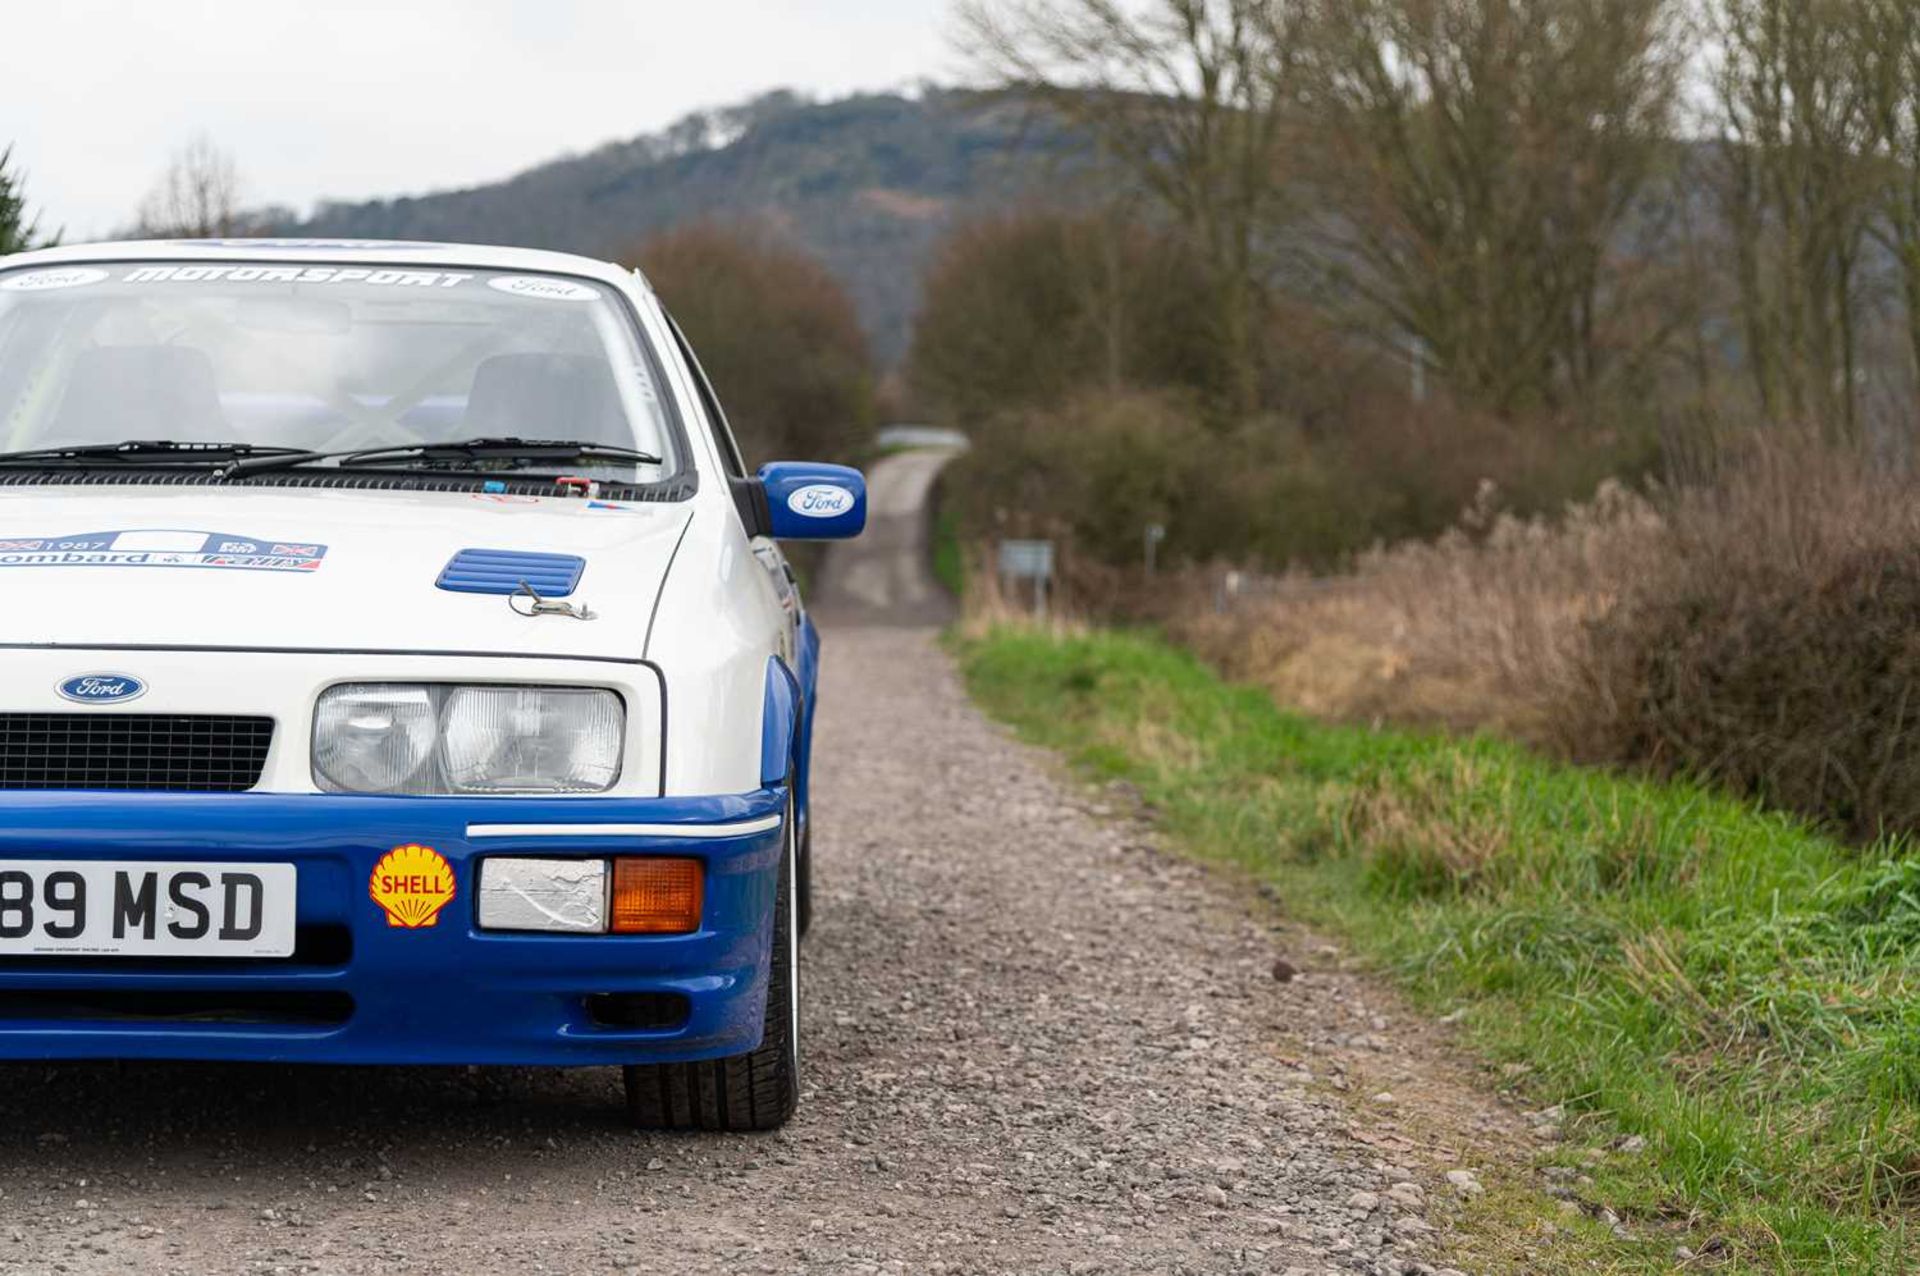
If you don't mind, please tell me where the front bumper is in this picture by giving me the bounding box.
[0,788,785,1066]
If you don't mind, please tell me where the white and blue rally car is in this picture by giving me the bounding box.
[0,239,864,1130]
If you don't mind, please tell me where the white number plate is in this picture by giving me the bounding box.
[0,861,296,957]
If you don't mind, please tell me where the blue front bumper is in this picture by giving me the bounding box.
[0,788,785,1066]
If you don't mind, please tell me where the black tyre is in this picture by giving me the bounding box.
[796,812,813,939]
[622,799,800,1131]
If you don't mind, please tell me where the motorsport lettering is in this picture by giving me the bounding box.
[122,266,474,288]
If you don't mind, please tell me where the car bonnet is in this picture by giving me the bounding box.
[0,484,693,661]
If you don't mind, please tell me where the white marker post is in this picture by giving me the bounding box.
[1144,523,1166,577]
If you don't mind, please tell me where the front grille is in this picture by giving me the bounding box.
[0,989,353,1026]
[0,714,274,792]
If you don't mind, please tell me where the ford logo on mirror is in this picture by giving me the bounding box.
[759,462,866,541]
[786,485,855,518]
[57,674,147,705]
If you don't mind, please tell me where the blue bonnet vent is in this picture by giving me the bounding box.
[436,549,584,597]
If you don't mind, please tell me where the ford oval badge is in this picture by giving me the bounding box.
[57,673,147,705]
[786,484,855,519]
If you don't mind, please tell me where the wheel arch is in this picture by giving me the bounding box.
[760,654,801,789]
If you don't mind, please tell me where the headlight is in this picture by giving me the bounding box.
[441,686,623,794]
[313,685,436,793]
[313,684,624,795]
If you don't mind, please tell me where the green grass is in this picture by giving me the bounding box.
[931,503,964,600]
[957,626,1920,1272]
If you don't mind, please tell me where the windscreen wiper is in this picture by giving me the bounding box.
[0,440,312,468]
[222,436,665,479]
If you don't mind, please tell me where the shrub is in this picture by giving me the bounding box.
[941,387,1411,572]
[942,386,1206,563]
[1579,443,1920,840]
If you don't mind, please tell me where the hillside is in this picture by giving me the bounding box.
[273,90,1074,365]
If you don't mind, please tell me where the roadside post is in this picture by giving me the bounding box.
[1215,568,1243,614]
[1144,523,1166,577]
[998,539,1055,620]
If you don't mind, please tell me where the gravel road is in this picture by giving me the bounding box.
[0,451,1508,1275]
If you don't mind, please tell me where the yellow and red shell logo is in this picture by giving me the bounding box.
[369,844,456,928]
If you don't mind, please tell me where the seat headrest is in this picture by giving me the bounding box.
[50,346,225,445]
[464,353,626,445]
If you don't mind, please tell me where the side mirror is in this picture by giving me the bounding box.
[732,461,868,541]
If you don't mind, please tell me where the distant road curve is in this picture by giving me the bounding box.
[873,425,968,452]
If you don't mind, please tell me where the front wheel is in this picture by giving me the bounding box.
[622,798,800,1131]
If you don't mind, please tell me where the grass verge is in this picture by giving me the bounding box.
[957,625,1920,1272]
[931,502,964,600]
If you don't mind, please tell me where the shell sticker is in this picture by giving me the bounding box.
[369,844,457,929]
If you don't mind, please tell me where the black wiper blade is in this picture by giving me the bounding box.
[0,440,310,468]
[350,436,666,468]
[223,436,664,478]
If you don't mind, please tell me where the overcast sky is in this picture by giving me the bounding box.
[4,0,958,241]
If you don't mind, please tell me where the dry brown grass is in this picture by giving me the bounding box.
[956,542,1092,642]
[1161,478,1666,747]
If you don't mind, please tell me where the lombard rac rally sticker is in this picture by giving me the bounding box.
[786,484,855,519]
[487,275,598,302]
[370,844,457,929]
[0,268,109,292]
[0,530,327,572]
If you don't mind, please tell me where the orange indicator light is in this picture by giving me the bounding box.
[610,858,703,934]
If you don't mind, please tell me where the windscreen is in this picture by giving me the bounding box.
[0,262,680,476]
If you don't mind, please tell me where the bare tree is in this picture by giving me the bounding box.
[135,134,243,239]
[1853,0,1920,416]
[1712,0,1876,438]
[959,0,1298,419]
[1297,0,1684,418]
